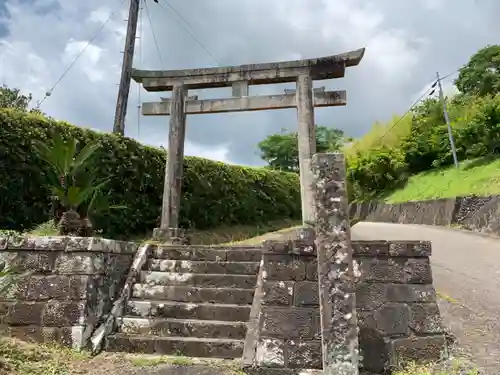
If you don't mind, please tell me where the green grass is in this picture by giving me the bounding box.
[0,337,91,375]
[394,359,479,375]
[385,156,500,203]
[0,337,478,375]
[0,337,246,374]
[1,218,301,246]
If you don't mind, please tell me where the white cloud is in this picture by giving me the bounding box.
[0,0,498,165]
[185,141,232,164]
[420,0,446,11]
[63,41,105,82]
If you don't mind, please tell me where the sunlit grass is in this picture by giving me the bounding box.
[394,358,479,375]
[386,157,500,203]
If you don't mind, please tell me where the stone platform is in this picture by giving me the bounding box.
[0,234,446,374]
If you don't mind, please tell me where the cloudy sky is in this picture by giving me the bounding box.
[0,0,499,165]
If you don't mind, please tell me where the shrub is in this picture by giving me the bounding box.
[0,109,301,238]
[347,148,407,201]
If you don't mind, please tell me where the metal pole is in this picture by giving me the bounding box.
[113,0,141,135]
[436,71,459,168]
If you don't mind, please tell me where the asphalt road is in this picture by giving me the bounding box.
[352,222,500,374]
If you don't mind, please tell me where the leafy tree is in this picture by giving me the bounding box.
[258,126,346,172]
[455,45,500,97]
[0,85,41,113]
[401,98,449,172]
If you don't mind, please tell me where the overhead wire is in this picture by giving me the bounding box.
[372,68,462,146]
[36,0,127,109]
[155,0,221,66]
[144,0,164,68]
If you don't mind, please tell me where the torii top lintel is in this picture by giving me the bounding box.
[132,48,365,92]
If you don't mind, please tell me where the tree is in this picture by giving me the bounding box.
[0,85,42,113]
[455,45,500,97]
[258,126,346,172]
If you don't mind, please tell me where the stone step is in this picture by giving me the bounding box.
[106,334,244,359]
[140,271,257,289]
[120,317,247,339]
[132,284,254,305]
[152,246,261,262]
[146,259,260,275]
[126,300,251,321]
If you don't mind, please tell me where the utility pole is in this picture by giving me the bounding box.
[113,0,141,135]
[436,71,459,168]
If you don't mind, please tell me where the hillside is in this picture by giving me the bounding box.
[384,156,500,203]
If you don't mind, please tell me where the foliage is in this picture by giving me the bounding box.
[258,126,346,172]
[33,132,105,215]
[347,148,408,200]
[455,45,500,97]
[0,109,301,238]
[346,87,500,201]
[0,85,42,114]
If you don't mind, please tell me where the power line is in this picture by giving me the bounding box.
[373,68,461,146]
[37,0,126,109]
[144,0,164,67]
[439,68,461,82]
[155,0,221,66]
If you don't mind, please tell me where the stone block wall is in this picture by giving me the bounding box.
[0,236,137,349]
[349,195,500,237]
[244,238,447,374]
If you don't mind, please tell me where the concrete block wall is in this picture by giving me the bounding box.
[0,236,137,349]
[349,194,500,236]
[244,238,447,374]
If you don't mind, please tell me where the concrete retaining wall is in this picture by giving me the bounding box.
[349,195,500,236]
[244,237,446,374]
[0,235,137,349]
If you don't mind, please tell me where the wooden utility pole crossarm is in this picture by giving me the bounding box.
[113,0,140,135]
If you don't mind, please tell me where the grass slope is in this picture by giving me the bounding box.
[385,156,500,203]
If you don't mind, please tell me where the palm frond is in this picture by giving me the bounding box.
[72,141,100,176]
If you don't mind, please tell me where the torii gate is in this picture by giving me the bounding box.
[131,48,365,241]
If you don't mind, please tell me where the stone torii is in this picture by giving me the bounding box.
[131,48,365,241]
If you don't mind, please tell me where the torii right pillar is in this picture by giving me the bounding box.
[296,74,316,225]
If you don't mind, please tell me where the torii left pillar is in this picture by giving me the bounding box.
[296,73,316,225]
[153,84,189,244]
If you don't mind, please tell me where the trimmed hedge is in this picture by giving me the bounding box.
[0,109,301,238]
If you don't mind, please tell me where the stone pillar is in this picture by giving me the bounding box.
[296,74,316,225]
[313,152,359,375]
[154,84,187,243]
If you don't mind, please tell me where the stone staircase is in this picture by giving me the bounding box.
[105,245,262,359]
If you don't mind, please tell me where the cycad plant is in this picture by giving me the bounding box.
[33,132,120,236]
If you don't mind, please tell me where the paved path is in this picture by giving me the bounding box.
[352,222,500,374]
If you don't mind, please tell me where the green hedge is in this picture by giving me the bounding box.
[0,109,301,237]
